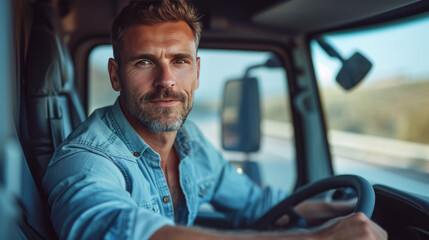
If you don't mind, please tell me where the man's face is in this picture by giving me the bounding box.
[109,21,200,133]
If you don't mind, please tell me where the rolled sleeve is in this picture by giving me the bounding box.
[43,149,174,240]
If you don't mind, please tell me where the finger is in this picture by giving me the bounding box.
[351,213,388,240]
[274,214,290,227]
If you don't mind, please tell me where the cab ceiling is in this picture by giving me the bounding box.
[252,0,421,34]
[66,0,428,49]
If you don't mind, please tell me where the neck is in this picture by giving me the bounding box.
[119,100,177,169]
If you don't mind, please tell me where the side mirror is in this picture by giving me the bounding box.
[336,52,372,90]
[316,38,372,90]
[221,77,261,152]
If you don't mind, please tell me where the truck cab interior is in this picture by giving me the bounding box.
[2,0,429,239]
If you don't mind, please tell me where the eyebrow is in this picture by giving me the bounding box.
[127,53,195,63]
[171,53,194,60]
[128,54,158,63]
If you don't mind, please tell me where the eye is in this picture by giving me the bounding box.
[137,60,151,66]
[175,59,188,64]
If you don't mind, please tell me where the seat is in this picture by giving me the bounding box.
[22,0,85,191]
[16,0,85,238]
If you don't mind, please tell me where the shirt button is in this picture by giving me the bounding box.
[201,190,206,195]
[163,196,170,203]
[133,152,140,157]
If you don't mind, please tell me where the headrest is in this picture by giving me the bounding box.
[26,2,62,97]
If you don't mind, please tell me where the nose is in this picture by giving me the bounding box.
[153,63,175,89]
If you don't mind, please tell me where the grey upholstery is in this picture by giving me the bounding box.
[24,1,85,188]
[18,1,86,239]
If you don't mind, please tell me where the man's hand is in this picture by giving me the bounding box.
[151,213,387,240]
[152,199,386,240]
[274,199,357,227]
[310,212,387,240]
[295,199,357,226]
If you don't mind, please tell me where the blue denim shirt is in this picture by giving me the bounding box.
[43,100,287,239]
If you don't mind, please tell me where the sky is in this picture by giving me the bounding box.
[312,15,429,87]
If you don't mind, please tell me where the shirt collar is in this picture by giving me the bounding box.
[108,98,151,157]
[174,125,195,160]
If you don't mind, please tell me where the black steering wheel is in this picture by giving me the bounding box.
[252,175,375,230]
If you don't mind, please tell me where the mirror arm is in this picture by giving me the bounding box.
[315,38,345,62]
[244,64,265,79]
[244,55,282,78]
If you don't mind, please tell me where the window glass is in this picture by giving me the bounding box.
[88,47,295,193]
[311,15,429,196]
[88,46,118,114]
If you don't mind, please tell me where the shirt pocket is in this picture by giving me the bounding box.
[136,198,160,214]
[197,178,215,204]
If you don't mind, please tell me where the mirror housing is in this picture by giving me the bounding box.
[221,77,261,152]
[336,52,372,90]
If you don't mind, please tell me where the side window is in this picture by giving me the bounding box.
[88,46,118,114]
[194,50,294,192]
[311,16,429,195]
[88,48,295,193]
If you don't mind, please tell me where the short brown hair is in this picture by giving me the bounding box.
[111,0,202,63]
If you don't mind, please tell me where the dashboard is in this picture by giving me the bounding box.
[372,185,429,240]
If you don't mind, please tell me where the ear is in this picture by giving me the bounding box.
[195,57,200,90]
[108,58,121,91]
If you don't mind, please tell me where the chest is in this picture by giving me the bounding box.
[120,150,218,224]
[165,162,185,211]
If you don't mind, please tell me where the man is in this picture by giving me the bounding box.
[43,0,387,239]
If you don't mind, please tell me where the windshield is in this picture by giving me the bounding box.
[311,15,429,196]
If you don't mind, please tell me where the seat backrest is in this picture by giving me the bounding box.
[16,1,86,238]
[22,0,85,189]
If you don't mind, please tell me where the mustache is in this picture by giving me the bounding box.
[140,89,185,102]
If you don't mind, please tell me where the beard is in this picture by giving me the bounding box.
[123,88,193,133]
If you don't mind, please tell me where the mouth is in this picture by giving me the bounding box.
[147,98,181,107]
